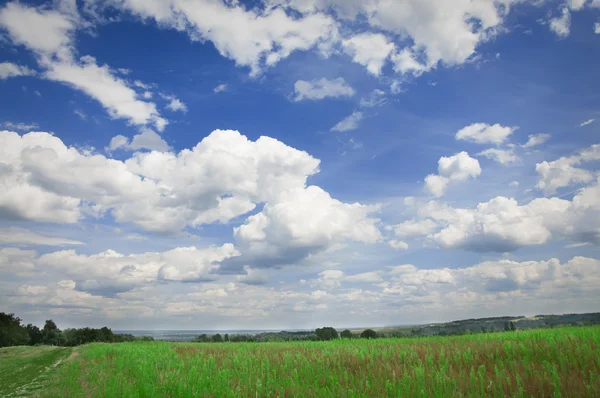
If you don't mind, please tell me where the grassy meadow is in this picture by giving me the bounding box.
[1,326,599,397]
[0,345,72,397]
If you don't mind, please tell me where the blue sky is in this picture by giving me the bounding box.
[0,0,599,330]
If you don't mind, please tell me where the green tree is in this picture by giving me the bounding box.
[224,333,229,342]
[212,333,223,343]
[340,330,353,339]
[315,327,339,341]
[360,329,377,339]
[42,319,65,346]
[0,313,30,347]
[195,334,210,343]
[26,324,43,345]
[100,327,115,342]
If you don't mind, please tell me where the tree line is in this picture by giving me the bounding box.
[193,327,379,343]
[314,327,378,340]
[0,312,153,348]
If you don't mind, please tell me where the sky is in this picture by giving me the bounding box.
[0,0,599,331]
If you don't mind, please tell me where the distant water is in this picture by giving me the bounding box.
[114,330,307,341]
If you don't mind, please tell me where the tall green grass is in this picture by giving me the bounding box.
[41,326,600,397]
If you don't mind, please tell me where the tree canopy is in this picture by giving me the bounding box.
[315,327,339,341]
[360,329,378,339]
[0,313,29,347]
[0,311,150,347]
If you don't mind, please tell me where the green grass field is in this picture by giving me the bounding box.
[0,345,72,398]
[1,326,599,397]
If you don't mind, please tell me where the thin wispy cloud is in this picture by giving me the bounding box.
[213,84,227,93]
[330,111,363,132]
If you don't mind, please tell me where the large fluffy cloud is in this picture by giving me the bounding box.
[0,129,322,232]
[0,126,383,264]
[396,176,600,252]
[420,197,571,252]
[232,185,381,267]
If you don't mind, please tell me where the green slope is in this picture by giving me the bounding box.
[0,346,72,397]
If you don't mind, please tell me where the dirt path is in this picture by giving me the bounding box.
[66,349,80,362]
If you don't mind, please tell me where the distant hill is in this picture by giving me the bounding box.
[218,312,600,343]
[367,312,600,337]
[150,312,600,342]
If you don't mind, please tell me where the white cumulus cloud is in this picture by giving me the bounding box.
[342,33,395,76]
[425,152,482,197]
[0,128,321,232]
[268,0,514,72]
[233,185,381,268]
[535,144,600,194]
[410,176,600,252]
[456,123,516,145]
